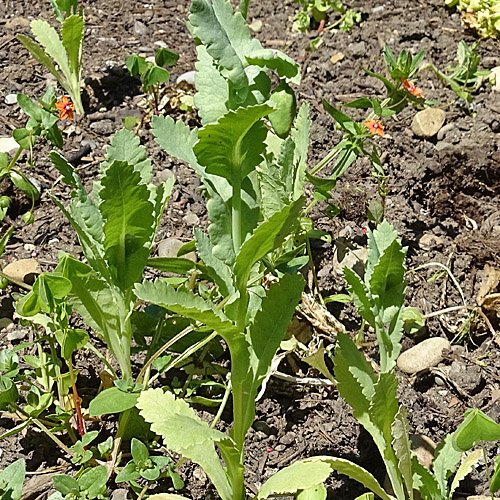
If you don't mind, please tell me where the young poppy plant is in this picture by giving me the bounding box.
[401,78,424,98]
[56,96,74,121]
[364,119,385,136]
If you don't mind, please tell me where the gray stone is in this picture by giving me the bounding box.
[176,70,196,86]
[7,329,26,342]
[4,94,18,105]
[110,488,129,500]
[349,41,366,58]
[89,120,114,135]
[183,212,199,226]
[411,108,446,137]
[157,238,196,262]
[133,20,148,35]
[397,338,450,374]
[0,137,19,155]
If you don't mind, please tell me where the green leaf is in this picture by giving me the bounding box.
[234,197,304,293]
[258,456,392,500]
[449,449,482,498]
[0,227,14,257]
[297,483,327,500]
[99,160,155,289]
[12,128,35,150]
[268,81,297,138]
[16,34,65,88]
[53,475,79,496]
[411,456,441,500]
[0,459,25,500]
[61,15,83,74]
[78,465,107,498]
[491,455,500,493]
[131,438,149,466]
[194,229,234,297]
[0,375,19,410]
[115,461,140,483]
[291,103,310,200]
[30,20,71,80]
[344,267,375,326]
[147,257,197,275]
[194,104,272,180]
[432,433,463,497]
[17,94,43,121]
[231,273,305,447]
[453,408,500,450]
[194,45,230,125]
[55,328,88,360]
[104,129,153,187]
[134,280,240,343]
[89,386,139,416]
[391,406,413,499]
[189,0,249,102]
[49,152,86,198]
[155,47,179,67]
[246,49,301,85]
[9,171,40,200]
[143,66,170,87]
[137,389,232,500]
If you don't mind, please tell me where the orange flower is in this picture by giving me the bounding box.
[364,119,384,136]
[55,96,74,121]
[401,78,424,98]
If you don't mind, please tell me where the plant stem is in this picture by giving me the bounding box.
[238,0,250,19]
[108,408,132,479]
[7,146,24,171]
[231,170,242,255]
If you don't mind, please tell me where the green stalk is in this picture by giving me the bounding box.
[238,0,251,19]
[231,168,242,255]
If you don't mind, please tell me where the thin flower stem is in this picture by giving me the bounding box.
[31,416,74,457]
[210,379,232,429]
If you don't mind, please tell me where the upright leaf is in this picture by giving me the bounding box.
[233,197,304,293]
[246,49,301,85]
[61,15,83,74]
[231,273,305,447]
[189,0,250,101]
[391,406,413,500]
[30,20,71,79]
[99,160,154,289]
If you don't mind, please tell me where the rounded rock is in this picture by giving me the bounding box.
[411,108,446,138]
[397,337,450,374]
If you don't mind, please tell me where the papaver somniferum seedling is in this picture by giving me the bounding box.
[130,0,363,498]
[17,0,85,115]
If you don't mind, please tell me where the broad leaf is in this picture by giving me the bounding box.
[246,49,301,85]
[137,389,232,500]
[0,458,25,500]
[99,160,155,289]
[391,406,413,500]
[258,456,392,500]
[432,433,463,497]
[453,408,500,451]
[194,45,230,124]
[189,0,250,102]
[291,103,310,200]
[344,267,375,326]
[89,386,139,416]
[194,104,272,180]
[194,229,235,297]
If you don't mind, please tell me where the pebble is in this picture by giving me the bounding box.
[411,108,446,137]
[157,238,196,262]
[133,20,148,35]
[158,169,175,183]
[0,137,19,155]
[89,120,114,135]
[4,94,17,105]
[176,70,196,86]
[435,141,453,152]
[279,432,296,445]
[396,337,451,374]
[2,258,41,285]
[418,233,444,251]
[490,120,500,133]
[7,329,26,342]
[349,41,366,58]
[410,434,436,469]
[436,123,455,141]
[110,489,128,500]
[183,212,199,226]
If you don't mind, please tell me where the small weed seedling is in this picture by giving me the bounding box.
[17,0,85,115]
[292,0,361,33]
[126,47,180,115]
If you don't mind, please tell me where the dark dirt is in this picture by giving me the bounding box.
[1,0,500,498]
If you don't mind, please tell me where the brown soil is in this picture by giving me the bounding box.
[0,0,499,499]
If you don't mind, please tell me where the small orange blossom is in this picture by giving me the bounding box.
[56,96,74,121]
[364,119,384,136]
[401,78,424,98]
